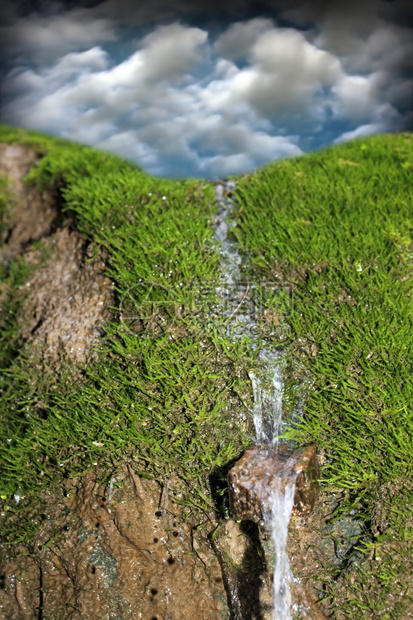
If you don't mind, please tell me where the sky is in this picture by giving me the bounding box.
[0,0,412,179]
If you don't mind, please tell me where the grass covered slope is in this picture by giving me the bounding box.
[231,131,413,617]
[0,123,412,617]
[0,123,253,528]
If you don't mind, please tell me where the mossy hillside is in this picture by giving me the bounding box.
[0,124,412,617]
[0,124,255,540]
[231,132,413,617]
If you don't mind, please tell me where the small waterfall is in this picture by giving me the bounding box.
[211,180,297,619]
[264,479,296,620]
[211,180,255,343]
[250,349,296,620]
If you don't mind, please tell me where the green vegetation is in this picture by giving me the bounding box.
[0,123,412,617]
[0,165,39,368]
[0,124,254,537]
[231,131,413,617]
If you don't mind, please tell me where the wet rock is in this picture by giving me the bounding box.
[210,518,273,620]
[225,444,328,619]
[228,443,319,524]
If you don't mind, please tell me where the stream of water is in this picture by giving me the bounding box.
[212,180,296,620]
[264,478,297,620]
[248,349,285,446]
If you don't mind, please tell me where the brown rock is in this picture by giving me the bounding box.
[228,444,319,524]
[226,445,325,619]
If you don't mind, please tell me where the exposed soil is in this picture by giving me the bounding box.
[0,477,359,620]
[0,467,229,620]
[0,141,114,368]
[19,227,114,367]
[0,143,59,262]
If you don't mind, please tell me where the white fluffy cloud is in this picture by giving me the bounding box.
[330,74,377,120]
[1,6,411,178]
[334,101,405,144]
[244,28,343,117]
[139,23,208,83]
[333,123,386,143]
[3,20,309,177]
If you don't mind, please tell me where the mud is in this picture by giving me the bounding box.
[0,466,229,619]
[1,481,353,619]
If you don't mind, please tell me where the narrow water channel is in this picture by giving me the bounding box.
[211,179,296,620]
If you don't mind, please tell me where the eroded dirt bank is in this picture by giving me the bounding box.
[0,142,114,369]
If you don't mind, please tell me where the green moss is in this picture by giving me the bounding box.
[231,131,413,616]
[0,257,33,369]
[0,122,253,535]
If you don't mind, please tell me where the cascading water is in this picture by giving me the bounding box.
[266,478,296,619]
[264,478,297,620]
[248,349,285,446]
[250,350,296,620]
[249,348,297,620]
[211,179,297,620]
